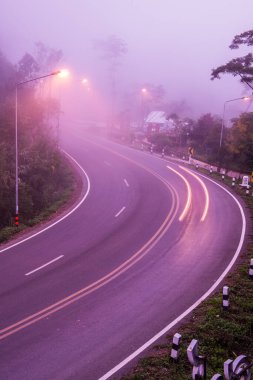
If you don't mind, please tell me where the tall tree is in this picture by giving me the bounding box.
[225,112,253,171]
[0,47,67,230]
[191,113,221,159]
[94,34,127,67]
[211,29,253,90]
[16,53,40,82]
[34,41,63,73]
[94,35,127,127]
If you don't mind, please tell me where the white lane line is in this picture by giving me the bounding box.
[115,207,126,218]
[124,179,129,187]
[166,165,192,221]
[25,255,64,276]
[98,175,247,380]
[0,150,91,254]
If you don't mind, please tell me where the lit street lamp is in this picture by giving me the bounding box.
[81,78,91,92]
[15,69,68,226]
[140,88,148,129]
[219,95,250,149]
[82,78,89,85]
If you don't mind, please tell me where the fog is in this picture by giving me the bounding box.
[1,0,253,125]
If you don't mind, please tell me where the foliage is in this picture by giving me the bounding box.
[211,29,253,89]
[0,44,72,234]
[224,112,253,171]
[148,133,173,152]
[191,113,221,159]
[34,41,63,73]
[94,34,127,67]
[141,108,253,172]
[94,34,128,127]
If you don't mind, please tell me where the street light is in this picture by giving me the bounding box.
[219,95,251,148]
[15,69,68,225]
[82,78,88,85]
[140,88,148,129]
[81,78,91,92]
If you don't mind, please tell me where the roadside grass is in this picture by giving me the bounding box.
[0,154,77,244]
[121,166,253,380]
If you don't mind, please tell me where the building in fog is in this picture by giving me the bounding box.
[143,111,175,135]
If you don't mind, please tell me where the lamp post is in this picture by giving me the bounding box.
[140,88,147,129]
[219,95,250,149]
[81,78,90,89]
[15,69,67,226]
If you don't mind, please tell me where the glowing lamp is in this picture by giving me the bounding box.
[57,69,69,78]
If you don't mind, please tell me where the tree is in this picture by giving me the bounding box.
[94,35,128,127]
[163,99,191,117]
[225,112,253,171]
[149,133,173,152]
[191,114,221,160]
[16,42,63,82]
[0,47,69,231]
[16,53,40,82]
[34,41,63,74]
[211,29,253,90]
[94,34,127,66]
[0,51,15,98]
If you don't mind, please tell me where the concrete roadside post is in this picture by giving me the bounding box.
[249,258,253,279]
[170,333,182,360]
[223,286,229,309]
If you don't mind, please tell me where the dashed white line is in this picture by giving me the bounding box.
[25,255,64,276]
[115,207,126,218]
[124,179,129,187]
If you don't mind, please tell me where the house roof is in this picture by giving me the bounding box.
[145,111,167,124]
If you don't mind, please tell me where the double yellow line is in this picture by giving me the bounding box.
[0,150,179,340]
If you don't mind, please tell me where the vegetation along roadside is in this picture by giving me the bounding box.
[0,43,78,244]
[121,167,253,380]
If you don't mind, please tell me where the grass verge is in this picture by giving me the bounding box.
[0,152,80,244]
[121,166,253,380]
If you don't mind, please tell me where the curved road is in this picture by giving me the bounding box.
[0,127,246,379]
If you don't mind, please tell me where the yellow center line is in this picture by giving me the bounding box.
[0,147,179,340]
[179,166,210,222]
[166,165,192,222]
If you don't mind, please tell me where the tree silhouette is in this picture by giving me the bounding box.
[211,29,253,90]
[94,35,127,127]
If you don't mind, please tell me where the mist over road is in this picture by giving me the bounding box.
[0,128,245,380]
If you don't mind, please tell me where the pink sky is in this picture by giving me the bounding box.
[1,0,253,120]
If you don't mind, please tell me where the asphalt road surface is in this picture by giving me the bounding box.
[0,126,246,379]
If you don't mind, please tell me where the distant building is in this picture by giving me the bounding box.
[144,111,175,135]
